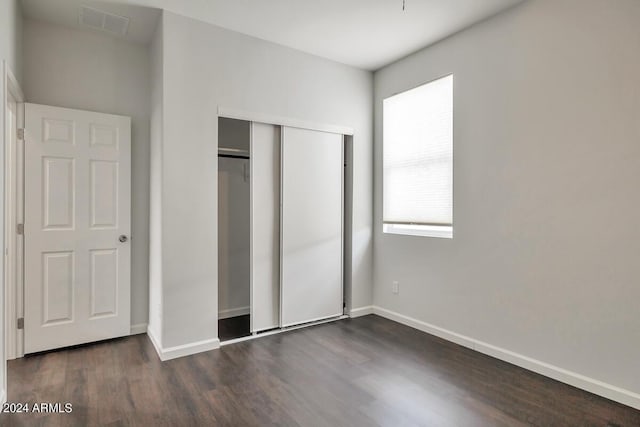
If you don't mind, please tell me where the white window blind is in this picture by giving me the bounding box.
[383,74,453,234]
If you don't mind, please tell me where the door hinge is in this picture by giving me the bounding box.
[17,128,25,140]
[17,318,24,330]
[16,223,24,235]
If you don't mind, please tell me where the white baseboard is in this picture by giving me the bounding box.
[372,306,640,411]
[349,305,374,318]
[218,306,250,319]
[130,323,148,335]
[146,326,163,358]
[373,306,476,349]
[146,326,220,361]
[159,338,220,361]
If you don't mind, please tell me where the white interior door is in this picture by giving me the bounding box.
[250,122,280,332]
[24,103,131,353]
[280,126,343,327]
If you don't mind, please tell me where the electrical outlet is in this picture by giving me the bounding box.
[392,281,399,295]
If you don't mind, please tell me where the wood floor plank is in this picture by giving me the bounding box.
[2,315,639,426]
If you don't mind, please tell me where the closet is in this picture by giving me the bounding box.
[218,118,251,340]
[218,116,348,342]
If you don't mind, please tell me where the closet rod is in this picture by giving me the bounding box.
[219,153,249,160]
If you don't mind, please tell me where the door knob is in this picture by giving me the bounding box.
[119,235,128,243]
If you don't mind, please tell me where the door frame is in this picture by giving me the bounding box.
[3,60,25,364]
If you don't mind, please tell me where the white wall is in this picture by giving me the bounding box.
[156,11,373,349]
[374,0,640,403]
[23,19,151,329]
[0,0,22,81]
[148,16,163,342]
[0,0,23,405]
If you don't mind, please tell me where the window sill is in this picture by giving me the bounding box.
[383,223,453,239]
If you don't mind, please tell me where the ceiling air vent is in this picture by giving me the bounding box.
[79,6,130,37]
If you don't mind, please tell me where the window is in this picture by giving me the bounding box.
[383,74,453,238]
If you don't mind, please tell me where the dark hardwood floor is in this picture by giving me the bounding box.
[218,314,251,342]
[3,315,640,426]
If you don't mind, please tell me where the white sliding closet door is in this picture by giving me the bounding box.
[281,127,343,327]
[250,122,281,332]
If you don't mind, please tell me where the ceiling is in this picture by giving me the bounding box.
[21,0,161,44]
[21,0,525,70]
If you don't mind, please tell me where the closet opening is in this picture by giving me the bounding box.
[218,118,252,341]
[217,112,353,344]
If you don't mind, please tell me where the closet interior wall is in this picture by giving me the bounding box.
[218,118,251,341]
